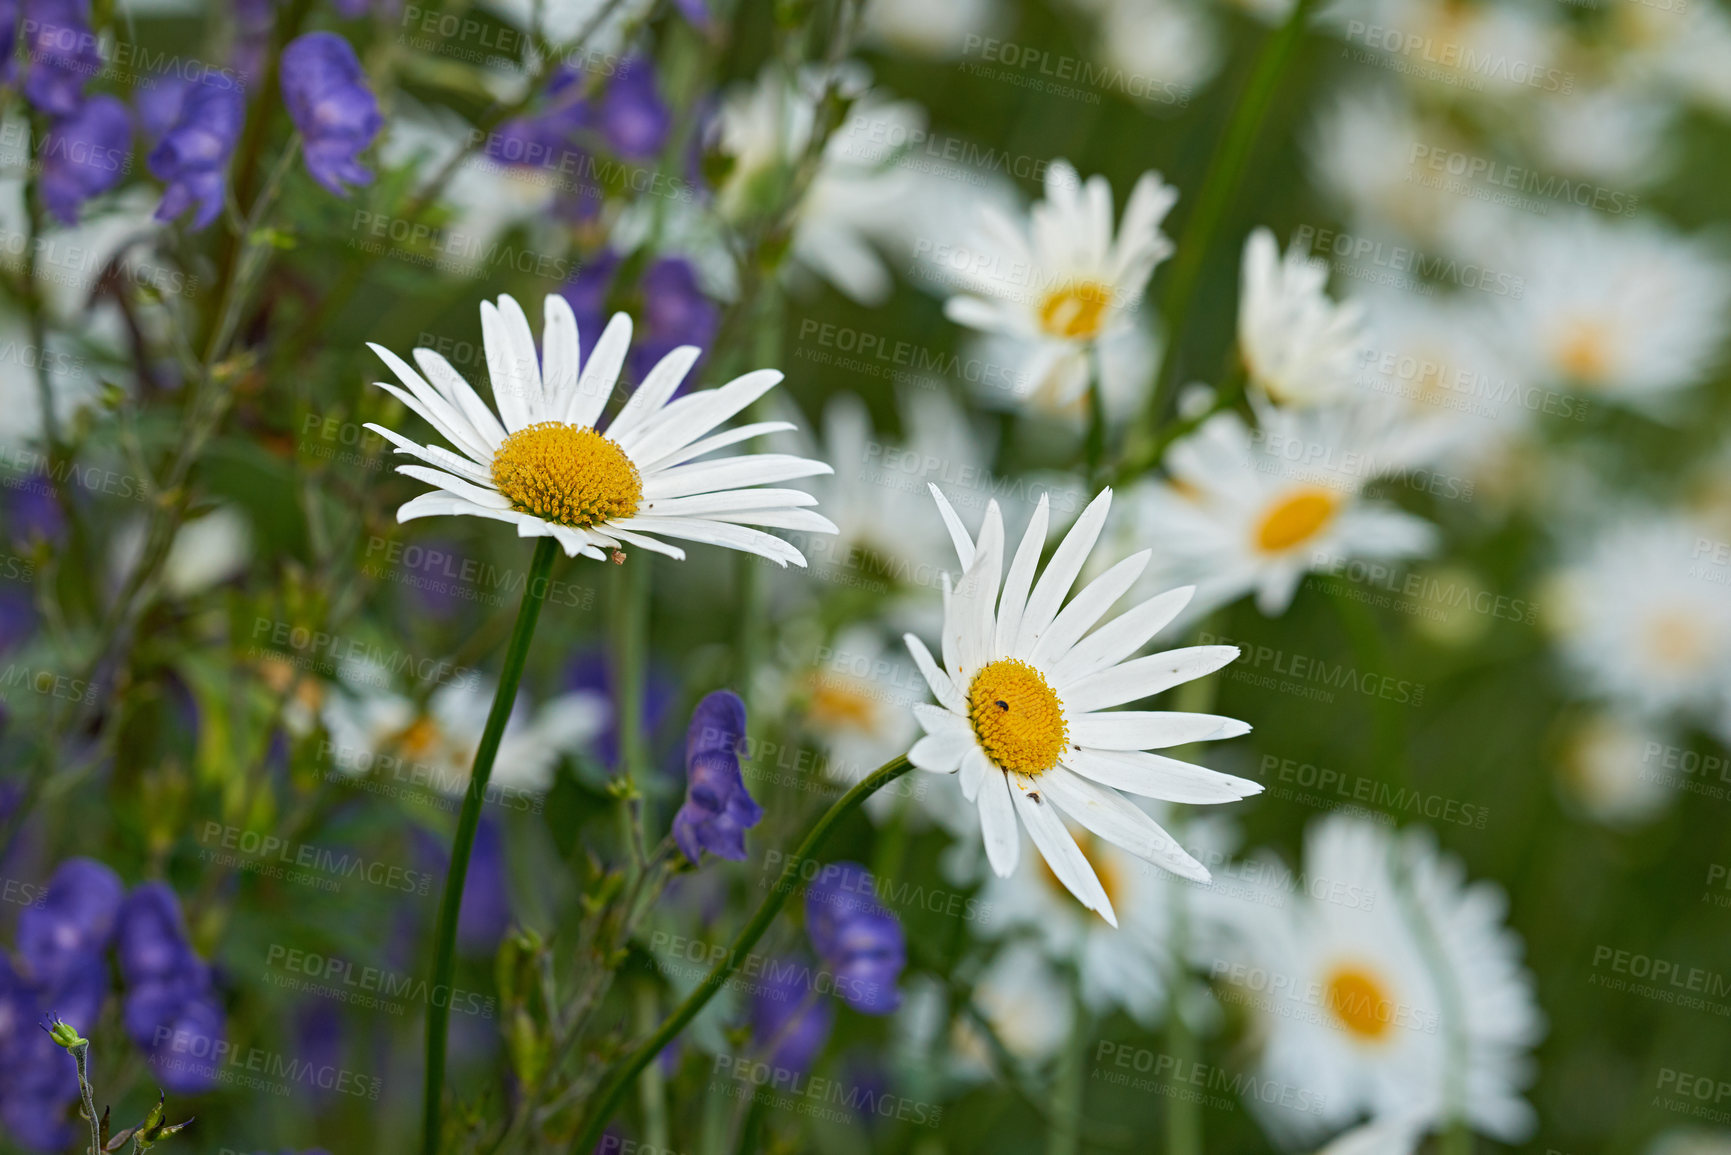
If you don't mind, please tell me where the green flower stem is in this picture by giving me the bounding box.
[422,535,560,1155]
[70,1041,99,1155]
[571,754,915,1152]
[1084,343,1109,486]
[1125,0,1319,459]
[612,559,651,868]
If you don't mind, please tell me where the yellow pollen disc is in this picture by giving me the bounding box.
[968,659,1068,777]
[1037,280,1114,341]
[1554,322,1612,385]
[1255,487,1341,553]
[1323,964,1396,1042]
[396,716,442,760]
[489,422,642,528]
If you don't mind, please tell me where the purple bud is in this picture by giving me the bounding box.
[748,962,833,1074]
[116,881,199,986]
[673,691,762,863]
[39,95,132,225]
[805,862,905,1014]
[560,249,623,347]
[599,59,670,161]
[0,0,20,87]
[146,76,245,229]
[21,0,98,116]
[17,858,123,986]
[280,31,382,195]
[633,257,718,381]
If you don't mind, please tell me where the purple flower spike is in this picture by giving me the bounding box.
[146,76,245,229]
[21,0,98,116]
[805,862,906,1014]
[279,31,382,195]
[18,857,124,986]
[635,257,718,379]
[599,59,671,160]
[673,690,762,863]
[0,0,20,88]
[39,95,132,225]
[116,881,199,985]
[749,962,833,1074]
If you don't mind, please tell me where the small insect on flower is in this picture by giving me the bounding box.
[365,292,837,566]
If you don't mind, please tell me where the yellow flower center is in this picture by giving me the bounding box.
[1554,322,1612,385]
[1254,487,1341,553]
[968,659,1068,777]
[1323,964,1396,1042]
[808,674,881,733]
[396,716,443,760]
[1645,610,1710,672]
[490,422,642,528]
[1037,280,1114,341]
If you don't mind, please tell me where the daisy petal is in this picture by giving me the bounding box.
[364,423,494,485]
[1013,784,1116,925]
[409,349,508,450]
[643,454,832,500]
[626,370,786,468]
[978,769,1021,878]
[479,300,533,433]
[640,421,798,472]
[617,516,805,566]
[568,312,632,429]
[496,293,547,419]
[542,293,581,413]
[951,503,1004,679]
[608,345,702,446]
[904,633,966,714]
[1069,711,1251,750]
[1039,766,1209,883]
[993,493,1049,660]
[373,380,492,465]
[910,725,972,773]
[1058,645,1240,713]
[1063,747,1263,804]
[1016,488,1113,654]
[601,527,687,560]
[1048,586,1196,686]
[928,484,975,571]
[396,464,513,509]
[1028,549,1150,668]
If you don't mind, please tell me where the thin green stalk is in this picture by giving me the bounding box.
[71,1041,100,1155]
[422,535,560,1155]
[1046,985,1087,1155]
[1084,343,1108,486]
[612,559,651,870]
[633,985,671,1151]
[571,754,915,1152]
[1126,0,1318,458]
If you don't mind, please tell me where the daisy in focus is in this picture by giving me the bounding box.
[1238,227,1367,407]
[366,292,836,565]
[1121,400,1437,616]
[1199,814,1543,1153]
[901,485,1260,926]
[936,160,1178,409]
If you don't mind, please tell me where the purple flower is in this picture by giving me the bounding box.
[0,953,79,1153]
[0,0,19,87]
[459,814,511,954]
[117,881,198,984]
[21,0,98,116]
[117,884,226,1094]
[3,474,66,543]
[39,94,132,225]
[17,858,123,987]
[145,75,245,229]
[805,862,905,1014]
[232,0,274,83]
[280,31,382,195]
[636,257,719,378]
[598,59,670,161]
[563,648,677,771]
[749,962,832,1074]
[673,691,762,863]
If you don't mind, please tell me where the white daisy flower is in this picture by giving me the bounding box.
[937,160,1178,409]
[1239,227,1368,407]
[863,0,1006,58]
[1200,815,1542,1152]
[1545,512,1731,722]
[1064,0,1222,102]
[1493,211,1731,407]
[1122,401,1438,616]
[900,485,1260,926]
[322,673,608,797]
[364,292,836,566]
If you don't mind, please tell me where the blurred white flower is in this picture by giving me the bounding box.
[863,0,1006,58]
[323,673,607,797]
[1526,83,1674,188]
[1239,227,1367,407]
[1493,212,1731,407]
[1123,399,1437,616]
[1307,90,1455,243]
[1546,512,1731,722]
[902,486,1258,925]
[111,506,252,600]
[937,160,1177,409]
[1199,814,1542,1152]
[1065,0,1222,102]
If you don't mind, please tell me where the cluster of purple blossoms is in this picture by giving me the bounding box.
[140,74,246,229]
[118,882,227,1094]
[0,860,224,1150]
[673,690,762,863]
[280,31,383,195]
[562,249,720,386]
[10,0,133,224]
[745,864,907,1076]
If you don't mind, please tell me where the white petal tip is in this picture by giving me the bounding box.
[1211,719,1252,740]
